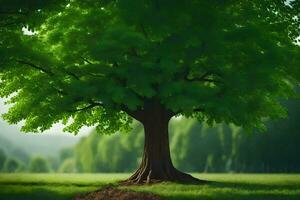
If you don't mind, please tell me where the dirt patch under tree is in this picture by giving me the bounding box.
[73,187,163,200]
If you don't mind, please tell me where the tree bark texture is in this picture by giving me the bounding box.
[124,102,204,184]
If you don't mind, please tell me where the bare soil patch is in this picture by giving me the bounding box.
[74,187,163,200]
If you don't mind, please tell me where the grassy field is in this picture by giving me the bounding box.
[0,173,300,200]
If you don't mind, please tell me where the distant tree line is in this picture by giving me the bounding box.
[68,99,300,173]
[1,98,299,174]
[0,148,52,173]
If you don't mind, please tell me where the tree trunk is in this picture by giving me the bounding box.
[124,103,205,184]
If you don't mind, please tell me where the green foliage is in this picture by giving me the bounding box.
[29,157,51,173]
[170,119,227,172]
[0,148,7,171]
[0,0,66,30]
[234,97,300,172]
[0,0,299,133]
[2,158,22,173]
[75,122,143,172]
[59,147,74,162]
[0,174,300,200]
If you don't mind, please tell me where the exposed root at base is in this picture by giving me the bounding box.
[120,167,209,185]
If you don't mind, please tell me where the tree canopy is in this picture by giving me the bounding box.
[0,0,300,133]
[28,156,51,173]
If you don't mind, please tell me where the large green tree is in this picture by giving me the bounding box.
[0,0,299,183]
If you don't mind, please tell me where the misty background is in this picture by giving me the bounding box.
[1,97,300,174]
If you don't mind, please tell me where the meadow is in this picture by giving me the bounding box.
[0,174,300,200]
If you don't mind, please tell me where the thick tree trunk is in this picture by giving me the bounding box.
[124,103,205,184]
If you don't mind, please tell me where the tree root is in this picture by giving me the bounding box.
[120,166,208,185]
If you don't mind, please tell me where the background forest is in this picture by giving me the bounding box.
[1,97,300,174]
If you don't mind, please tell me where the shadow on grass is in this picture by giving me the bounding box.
[0,184,100,200]
[162,181,300,200]
[0,188,70,200]
[0,182,103,187]
[213,181,300,191]
[167,193,300,200]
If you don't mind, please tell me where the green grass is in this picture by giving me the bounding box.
[0,173,300,200]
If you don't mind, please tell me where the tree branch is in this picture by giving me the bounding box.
[185,71,221,83]
[80,56,93,64]
[17,60,83,82]
[70,101,103,113]
[86,72,106,78]
[17,60,54,76]
[120,104,145,121]
[63,69,80,80]
[173,107,204,116]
